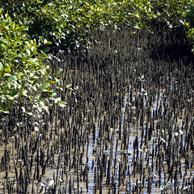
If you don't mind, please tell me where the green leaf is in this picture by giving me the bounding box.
[42,83,50,88]
[22,90,28,96]
[22,80,25,88]
[5,72,11,76]
[7,96,14,100]
[18,72,25,77]
[47,88,53,92]
[0,110,9,114]
[40,105,49,111]
[0,62,3,70]
[66,84,72,88]
[58,103,66,108]
[26,112,33,116]
[56,68,63,75]
[0,38,8,44]
[5,100,11,108]
[32,76,39,79]
[45,41,52,44]
[8,76,16,82]
[36,94,41,100]
[0,44,6,50]
[47,80,57,84]
[44,39,48,44]
[33,79,39,86]
[26,49,31,55]
[51,92,57,97]
[59,101,67,104]
[58,101,67,107]
[39,36,44,42]
[43,47,50,53]
[22,26,28,31]
[55,97,61,103]
[10,90,18,96]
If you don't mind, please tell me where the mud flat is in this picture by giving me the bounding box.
[0,21,194,193]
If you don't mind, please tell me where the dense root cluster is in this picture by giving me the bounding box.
[0,20,194,193]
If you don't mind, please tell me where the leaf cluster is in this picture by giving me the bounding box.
[0,8,66,114]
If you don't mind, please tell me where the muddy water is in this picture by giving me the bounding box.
[1,86,193,194]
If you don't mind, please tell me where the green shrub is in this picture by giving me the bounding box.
[0,8,65,114]
[1,0,193,50]
[0,1,163,47]
[184,4,194,52]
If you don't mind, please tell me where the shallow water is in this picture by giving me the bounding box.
[2,88,192,194]
[0,86,193,194]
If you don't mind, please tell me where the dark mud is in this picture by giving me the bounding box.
[0,20,194,193]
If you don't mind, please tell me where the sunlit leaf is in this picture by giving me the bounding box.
[26,49,31,55]
[21,107,25,112]
[26,112,33,116]
[36,94,41,100]
[42,83,50,88]
[59,101,67,104]
[56,68,63,74]
[47,80,57,84]
[45,41,52,44]
[8,76,16,82]
[0,110,9,114]
[0,38,8,44]
[0,44,6,50]
[58,103,66,108]
[51,92,57,97]
[22,90,28,96]
[55,97,61,103]
[0,62,3,70]
[66,84,72,88]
